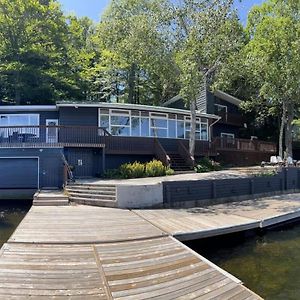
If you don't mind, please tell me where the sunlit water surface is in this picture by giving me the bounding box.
[186,222,300,300]
[0,200,30,247]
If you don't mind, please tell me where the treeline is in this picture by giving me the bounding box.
[0,0,299,157]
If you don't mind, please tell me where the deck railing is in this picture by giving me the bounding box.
[213,137,277,153]
[0,125,110,147]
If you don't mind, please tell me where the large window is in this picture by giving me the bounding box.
[184,117,208,141]
[150,113,168,138]
[0,114,39,138]
[99,109,209,140]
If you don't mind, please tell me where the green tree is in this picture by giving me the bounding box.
[168,0,245,157]
[98,0,179,105]
[227,0,300,157]
[0,0,81,104]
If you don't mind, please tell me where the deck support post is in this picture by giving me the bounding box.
[102,147,106,175]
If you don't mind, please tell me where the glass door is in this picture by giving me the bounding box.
[46,119,58,143]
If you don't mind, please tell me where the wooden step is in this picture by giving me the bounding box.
[68,192,116,201]
[33,200,69,206]
[69,197,117,208]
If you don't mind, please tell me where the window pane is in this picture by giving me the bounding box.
[0,116,8,126]
[131,117,140,136]
[168,120,176,138]
[195,132,201,140]
[100,115,109,129]
[151,118,167,128]
[151,128,167,137]
[177,121,184,138]
[111,115,130,126]
[185,122,191,131]
[9,115,28,125]
[141,118,149,137]
[111,126,130,136]
[201,125,208,140]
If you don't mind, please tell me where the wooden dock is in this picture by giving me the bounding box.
[134,194,300,241]
[0,204,262,299]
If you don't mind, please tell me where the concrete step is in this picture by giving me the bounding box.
[69,197,117,208]
[65,188,115,195]
[68,192,116,201]
[67,183,115,188]
[66,185,116,191]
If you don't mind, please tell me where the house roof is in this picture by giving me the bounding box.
[0,105,58,112]
[214,90,242,106]
[162,90,242,107]
[57,102,220,119]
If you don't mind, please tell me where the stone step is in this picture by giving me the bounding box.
[66,185,116,191]
[65,188,115,195]
[67,183,115,188]
[67,192,116,201]
[69,197,117,208]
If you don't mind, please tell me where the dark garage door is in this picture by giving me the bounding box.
[0,158,39,189]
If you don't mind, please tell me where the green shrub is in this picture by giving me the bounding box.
[103,169,121,179]
[254,170,277,177]
[194,157,222,173]
[145,159,166,177]
[166,167,175,176]
[119,161,145,179]
[103,160,175,179]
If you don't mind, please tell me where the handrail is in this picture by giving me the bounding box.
[154,139,170,167]
[61,152,74,184]
[178,140,195,168]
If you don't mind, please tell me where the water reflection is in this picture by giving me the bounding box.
[0,200,31,247]
[186,222,300,300]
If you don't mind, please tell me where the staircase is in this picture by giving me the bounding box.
[33,190,69,206]
[158,139,193,173]
[168,153,193,172]
[65,183,117,208]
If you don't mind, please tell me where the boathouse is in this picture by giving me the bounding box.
[0,90,276,195]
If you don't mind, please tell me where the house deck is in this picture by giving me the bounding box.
[1,205,262,299]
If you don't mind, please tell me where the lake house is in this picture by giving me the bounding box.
[0,90,276,195]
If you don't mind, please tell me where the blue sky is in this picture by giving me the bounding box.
[59,0,264,24]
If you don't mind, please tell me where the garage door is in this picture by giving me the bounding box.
[0,158,38,189]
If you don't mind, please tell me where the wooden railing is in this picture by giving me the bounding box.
[213,137,277,153]
[154,139,170,167]
[0,125,110,147]
[178,140,195,168]
[105,136,155,154]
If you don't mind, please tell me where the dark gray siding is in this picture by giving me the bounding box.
[65,148,102,178]
[0,148,63,189]
[213,124,240,138]
[59,107,98,126]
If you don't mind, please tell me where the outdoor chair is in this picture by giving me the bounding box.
[286,156,296,167]
[261,155,278,167]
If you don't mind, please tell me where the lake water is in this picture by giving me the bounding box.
[186,222,300,300]
[0,200,31,247]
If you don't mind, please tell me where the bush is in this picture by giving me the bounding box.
[103,169,121,179]
[195,157,222,173]
[103,160,175,179]
[119,161,145,179]
[166,167,175,176]
[145,159,166,177]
